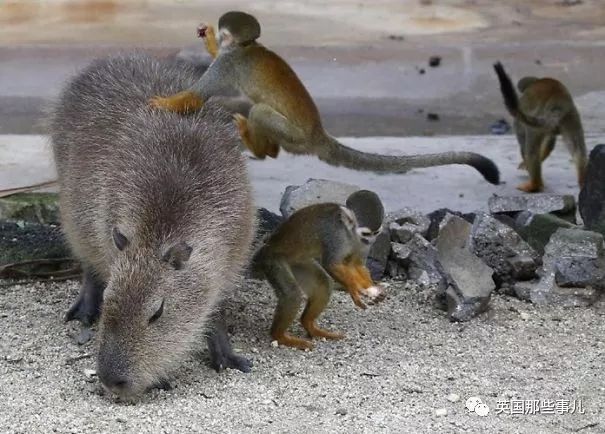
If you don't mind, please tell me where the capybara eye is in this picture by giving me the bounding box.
[149,299,164,324]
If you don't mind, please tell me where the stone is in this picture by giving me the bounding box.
[256,208,283,240]
[0,220,70,265]
[76,328,94,345]
[447,393,460,403]
[470,213,540,286]
[389,235,446,289]
[436,216,495,321]
[366,229,390,280]
[488,194,576,222]
[515,211,576,254]
[527,228,605,306]
[0,193,60,225]
[579,144,605,236]
[387,208,431,243]
[554,257,605,288]
[435,408,448,417]
[279,179,360,219]
[425,208,476,241]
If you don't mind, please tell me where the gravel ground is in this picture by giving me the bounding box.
[1,278,604,433]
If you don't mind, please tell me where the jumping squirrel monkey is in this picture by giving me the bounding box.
[150,11,500,185]
[493,62,587,193]
[252,195,385,350]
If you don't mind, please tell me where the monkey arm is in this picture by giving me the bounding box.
[149,56,230,114]
[203,25,219,59]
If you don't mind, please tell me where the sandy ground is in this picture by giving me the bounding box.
[1,278,604,433]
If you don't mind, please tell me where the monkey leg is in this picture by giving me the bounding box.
[65,268,105,326]
[266,258,314,350]
[242,103,306,159]
[232,113,277,159]
[326,262,368,310]
[149,91,204,114]
[515,119,527,170]
[517,129,545,193]
[540,135,556,163]
[292,261,344,341]
[560,121,588,188]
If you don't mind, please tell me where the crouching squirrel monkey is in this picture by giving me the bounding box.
[494,62,587,193]
[252,193,385,350]
[150,11,500,185]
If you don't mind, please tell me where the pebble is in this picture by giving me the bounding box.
[446,393,460,403]
[271,340,279,348]
[83,369,97,378]
[435,408,448,417]
[519,312,530,321]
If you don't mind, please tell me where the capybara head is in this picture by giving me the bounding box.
[96,228,215,400]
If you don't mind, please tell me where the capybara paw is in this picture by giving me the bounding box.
[64,296,100,326]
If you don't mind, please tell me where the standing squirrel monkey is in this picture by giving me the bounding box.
[252,195,385,350]
[150,11,500,184]
[494,62,587,193]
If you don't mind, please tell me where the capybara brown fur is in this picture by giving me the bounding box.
[49,54,256,400]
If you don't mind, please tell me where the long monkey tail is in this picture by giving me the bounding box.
[316,134,500,185]
[493,62,546,129]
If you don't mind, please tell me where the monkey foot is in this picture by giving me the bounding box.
[272,332,314,350]
[348,291,368,310]
[516,180,544,193]
[149,91,203,115]
[303,323,345,340]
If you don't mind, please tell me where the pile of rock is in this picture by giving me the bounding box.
[278,152,605,322]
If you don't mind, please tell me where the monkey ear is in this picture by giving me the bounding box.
[162,241,193,270]
[112,227,129,251]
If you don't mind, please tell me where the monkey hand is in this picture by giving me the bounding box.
[149,91,204,115]
[361,284,386,305]
[197,23,214,38]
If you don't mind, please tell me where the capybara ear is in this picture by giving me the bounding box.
[112,227,129,251]
[162,241,193,270]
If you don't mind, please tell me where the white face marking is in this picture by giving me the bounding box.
[219,29,233,47]
[340,206,358,231]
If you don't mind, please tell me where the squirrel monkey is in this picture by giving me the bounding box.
[494,62,587,193]
[150,11,500,185]
[253,198,385,350]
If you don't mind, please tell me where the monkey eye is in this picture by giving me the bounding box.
[149,299,164,324]
[360,230,372,237]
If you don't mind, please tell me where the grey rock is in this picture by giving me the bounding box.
[488,194,576,222]
[470,213,540,286]
[279,179,360,219]
[387,208,430,243]
[579,144,605,236]
[554,257,605,288]
[528,228,605,306]
[436,216,495,321]
[256,208,283,240]
[389,235,447,289]
[0,193,60,225]
[366,229,390,280]
[515,211,576,254]
[425,208,476,241]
